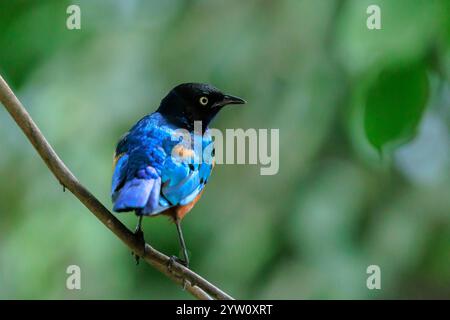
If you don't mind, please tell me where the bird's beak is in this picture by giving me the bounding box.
[221,94,246,106]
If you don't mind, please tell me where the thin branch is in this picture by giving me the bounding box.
[0,74,233,301]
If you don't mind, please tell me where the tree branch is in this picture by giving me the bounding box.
[0,74,234,301]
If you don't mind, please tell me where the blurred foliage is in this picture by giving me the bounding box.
[364,61,429,152]
[0,0,449,299]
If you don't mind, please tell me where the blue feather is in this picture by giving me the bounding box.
[111,112,214,215]
[113,178,154,212]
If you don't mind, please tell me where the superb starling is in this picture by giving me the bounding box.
[111,83,245,266]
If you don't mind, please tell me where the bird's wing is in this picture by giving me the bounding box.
[160,133,214,207]
[111,130,133,196]
[111,114,215,215]
[112,114,172,214]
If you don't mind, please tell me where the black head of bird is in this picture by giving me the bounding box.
[157,83,245,130]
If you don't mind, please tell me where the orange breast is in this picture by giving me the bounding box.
[164,190,205,221]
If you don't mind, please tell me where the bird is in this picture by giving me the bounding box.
[111,83,245,266]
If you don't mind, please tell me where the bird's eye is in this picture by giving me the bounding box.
[199,96,209,106]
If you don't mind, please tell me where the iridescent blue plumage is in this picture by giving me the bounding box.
[112,112,214,216]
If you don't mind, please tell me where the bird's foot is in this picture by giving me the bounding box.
[132,228,145,265]
[168,255,189,272]
[167,256,189,290]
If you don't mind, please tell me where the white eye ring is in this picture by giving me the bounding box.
[199,96,208,106]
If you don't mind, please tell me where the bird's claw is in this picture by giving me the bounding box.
[167,256,189,290]
[168,255,189,272]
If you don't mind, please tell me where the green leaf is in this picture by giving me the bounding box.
[364,62,429,152]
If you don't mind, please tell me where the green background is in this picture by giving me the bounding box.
[0,0,449,299]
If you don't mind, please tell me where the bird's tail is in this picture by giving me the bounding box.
[113,177,163,215]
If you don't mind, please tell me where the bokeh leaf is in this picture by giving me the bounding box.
[364,62,429,152]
